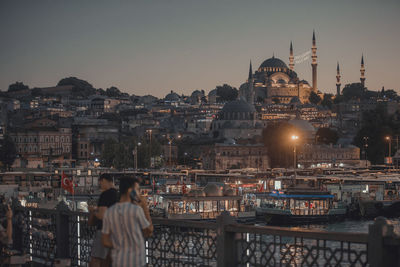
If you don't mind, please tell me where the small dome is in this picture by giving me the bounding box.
[223,188,237,196]
[208,89,218,96]
[203,184,223,197]
[259,57,288,69]
[187,189,206,197]
[221,100,256,113]
[165,91,180,101]
[191,90,204,98]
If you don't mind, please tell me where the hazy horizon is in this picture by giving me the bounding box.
[1,0,399,98]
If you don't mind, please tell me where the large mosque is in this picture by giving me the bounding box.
[239,31,318,104]
[211,32,319,140]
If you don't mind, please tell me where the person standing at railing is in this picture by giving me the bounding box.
[0,204,12,254]
[102,177,153,267]
[89,173,118,267]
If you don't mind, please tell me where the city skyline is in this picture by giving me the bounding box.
[1,0,399,98]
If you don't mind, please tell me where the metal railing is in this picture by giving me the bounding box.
[11,205,400,266]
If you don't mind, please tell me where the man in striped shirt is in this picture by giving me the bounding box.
[102,177,153,267]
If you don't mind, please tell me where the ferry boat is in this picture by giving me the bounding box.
[155,194,256,222]
[255,190,347,224]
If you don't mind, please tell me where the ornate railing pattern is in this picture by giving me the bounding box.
[148,219,217,266]
[17,208,59,266]
[228,225,368,266]
[11,206,400,267]
[68,212,97,266]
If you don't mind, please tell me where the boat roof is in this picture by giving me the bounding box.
[160,194,242,201]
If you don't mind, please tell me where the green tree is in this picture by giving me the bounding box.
[383,89,398,100]
[57,77,96,97]
[308,91,321,105]
[215,84,238,102]
[316,128,339,145]
[8,82,29,92]
[342,83,365,100]
[0,135,17,170]
[353,104,400,164]
[321,94,333,109]
[262,122,302,168]
[100,139,117,167]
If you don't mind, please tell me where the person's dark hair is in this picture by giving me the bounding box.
[99,173,113,182]
[119,177,140,195]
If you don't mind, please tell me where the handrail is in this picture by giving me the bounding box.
[152,217,217,229]
[225,224,369,243]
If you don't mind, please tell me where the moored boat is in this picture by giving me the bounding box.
[255,190,347,225]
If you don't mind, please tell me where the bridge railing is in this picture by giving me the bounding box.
[11,205,400,267]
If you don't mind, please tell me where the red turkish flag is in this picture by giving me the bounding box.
[61,171,74,194]
[182,182,187,195]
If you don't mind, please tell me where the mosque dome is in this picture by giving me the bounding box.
[208,89,218,96]
[259,57,288,69]
[221,99,256,113]
[165,90,180,101]
[219,100,256,121]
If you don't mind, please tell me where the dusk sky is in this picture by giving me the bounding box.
[1,0,399,98]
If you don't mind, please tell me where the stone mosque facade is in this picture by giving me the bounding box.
[211,32,319,140]
[239,32,318,104]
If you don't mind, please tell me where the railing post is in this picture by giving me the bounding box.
[55,201,71,259]
[216,211,236,267]
[368,216,398,267]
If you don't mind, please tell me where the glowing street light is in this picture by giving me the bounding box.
[167,134,181,167]
[291,135,299,169]
[386,136,392,164]
[133,142,141,171]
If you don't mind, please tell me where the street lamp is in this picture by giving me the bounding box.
[386,136,391,164]
[146,129,153,167]
[363,136,369,168]
[133,142,141,171]
[167,134,181,167]
[291,135,299,169]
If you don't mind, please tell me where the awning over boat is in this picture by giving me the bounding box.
[269,192,334,199]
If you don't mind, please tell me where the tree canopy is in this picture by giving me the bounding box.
[215,84,238,103]
[262,122,304,168]
[353,104,400,164]
[8,82,29,92]
[57,77,96,97]
[321,94,333,109]
[308,91,321,105]
[316,128,339,145]
[0,135,16,170]
[100,137,162,169]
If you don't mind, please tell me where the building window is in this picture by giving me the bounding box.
[45,137,49,142]
[61,137,64,143]
[85,144,87,149]
[50,136,54,142]
[80,144,83,149]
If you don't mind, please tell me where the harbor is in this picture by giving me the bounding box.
[2,167,400,266]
